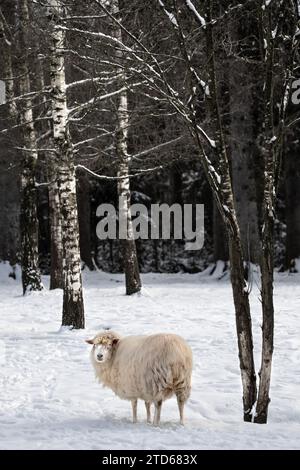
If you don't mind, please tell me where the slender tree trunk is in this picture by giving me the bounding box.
[205,1,257,421]
[18,0,43,294]
[48,0,84,328]
[254,5,276,422]
[228,233,257,420]
[255,137,275,423]
[255,203,274,423]
[118,162,141,295]
[111,0,141,295]
[49,177,63,289]
[36,55,63,289]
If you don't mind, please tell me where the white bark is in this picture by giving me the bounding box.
[48,0,84,327]
[111,0,141,295]
[49,178,64,289]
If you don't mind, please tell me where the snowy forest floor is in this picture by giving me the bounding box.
[0,262,299,450]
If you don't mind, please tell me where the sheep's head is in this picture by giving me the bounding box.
[85,331,120,364]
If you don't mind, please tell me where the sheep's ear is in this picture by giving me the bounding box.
[85,338,95,345]
[112,337,119,347]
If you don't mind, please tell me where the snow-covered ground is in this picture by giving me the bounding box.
[0,262,299,450]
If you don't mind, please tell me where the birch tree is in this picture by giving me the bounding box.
[36,54,64,290]
[110,0,141,295]
[254,0,299,423]
[48,163,64,290]
[47,0,84,328]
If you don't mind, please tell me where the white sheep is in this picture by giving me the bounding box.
[86,330,193,426]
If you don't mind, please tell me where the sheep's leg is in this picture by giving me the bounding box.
[131,399,138,423]
[176,394,185,426]
[145,401,151,423]
[153,400,162,426]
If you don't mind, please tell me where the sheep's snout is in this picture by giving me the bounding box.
[94,344,110,363]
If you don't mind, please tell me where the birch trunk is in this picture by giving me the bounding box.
[18,0,43,294]
[37,56,63,289]
[255,131,275,423]
[205,1,257,421]
[118,158,141,295]
[255,170,274,423]
[111,0,141,295]
[254,6,276,423]
[49,177,64,289]
[48,0,84,327]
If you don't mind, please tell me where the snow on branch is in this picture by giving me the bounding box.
[56,25,136,56]
[76,164,163,180]
[262,0,273,9]
[68,82,144,116]
[0,88,50,107]
[73,130,114,148]
[185,0,206,28]
[158,0,179,28]
[57,24,166,91]
[196,124,216,149]
[131,135,186,161]
[66,75,122,90]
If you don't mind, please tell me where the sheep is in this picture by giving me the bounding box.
[86,330,193,426]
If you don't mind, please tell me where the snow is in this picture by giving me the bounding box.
[262,0,273,9]
[158,0,179,28]
[185,0,206,28]
[208,165,221,184]
[0,262,300,450]
[196,125,216,148]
